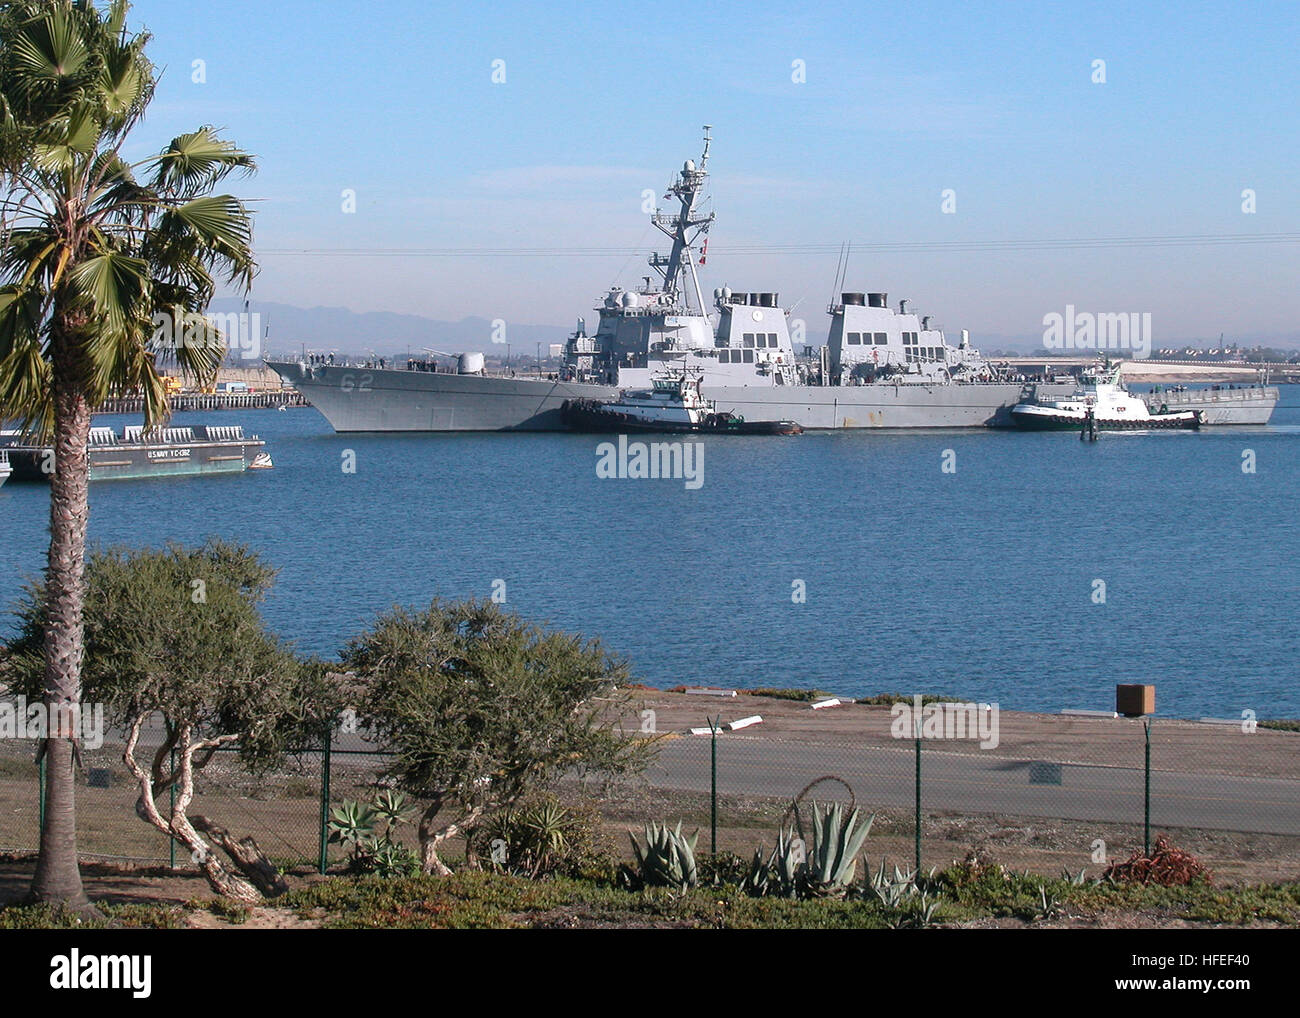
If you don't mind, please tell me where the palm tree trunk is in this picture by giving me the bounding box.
[28,325,93,909]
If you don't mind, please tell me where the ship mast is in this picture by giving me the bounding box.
[649,126,714,314]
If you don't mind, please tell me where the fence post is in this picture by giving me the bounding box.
[169,746,176,869]
[318,727,332,875]
[709,715,719,856]
[38,754,46,829]
[914,721,922,874]
[1144,720,1151,857]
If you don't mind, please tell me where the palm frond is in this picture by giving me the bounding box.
[152,127,255,195]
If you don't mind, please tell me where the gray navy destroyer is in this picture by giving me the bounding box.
[267,129,1278,431]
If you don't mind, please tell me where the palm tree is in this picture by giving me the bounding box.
[0,0,255,908]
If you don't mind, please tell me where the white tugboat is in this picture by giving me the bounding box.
[562,370,802,434]
[1011,363,1202,432]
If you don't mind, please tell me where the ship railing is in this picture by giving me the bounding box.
[195,425,247,441]
[123,425,196,444]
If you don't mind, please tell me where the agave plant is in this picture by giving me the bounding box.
[327,800,377,854]
[741,828,803,899]
[744,802,875,900]
[803,801,874,896]
[327,794,419,876]
[887,891,940,929]
[371,790,416,832]
[628,821,698,890]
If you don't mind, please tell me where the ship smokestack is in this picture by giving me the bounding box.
[868,292,888,308]
[842,292,865,306]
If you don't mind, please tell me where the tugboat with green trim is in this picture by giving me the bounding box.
[1011,363,1201,432]
[562,370,802,435]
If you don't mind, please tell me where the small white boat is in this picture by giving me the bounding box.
[1011,363,1201,432]
[0,450,10,489]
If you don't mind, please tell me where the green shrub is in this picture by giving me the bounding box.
[467,795,610,879]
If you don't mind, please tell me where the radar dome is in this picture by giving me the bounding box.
[684,159,695,173]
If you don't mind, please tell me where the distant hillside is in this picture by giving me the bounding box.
[209,299,573,359]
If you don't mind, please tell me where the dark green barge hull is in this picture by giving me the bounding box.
[3,424,271,482]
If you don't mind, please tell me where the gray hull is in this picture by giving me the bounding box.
[269,361,1276,432]
[269,361,1079,431]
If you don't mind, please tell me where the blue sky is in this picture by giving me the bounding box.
[125,0,1300,345]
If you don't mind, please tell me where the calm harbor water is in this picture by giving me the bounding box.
[2,387,1298,719]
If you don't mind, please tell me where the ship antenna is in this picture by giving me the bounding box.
[829,242,845,307]
[700,125,712,171]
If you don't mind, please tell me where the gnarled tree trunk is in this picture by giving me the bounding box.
[123,718,263,903]
[191,816,289,898]
[418,796,482,876]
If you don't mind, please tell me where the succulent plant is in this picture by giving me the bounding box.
[744,802,875,900]
[803,801,873,896]
[628,821,698,889]
[742,828,803,898]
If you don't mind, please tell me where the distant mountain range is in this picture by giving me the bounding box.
[210,299,1299,360]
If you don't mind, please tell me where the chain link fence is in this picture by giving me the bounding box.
[2,698,1298,885]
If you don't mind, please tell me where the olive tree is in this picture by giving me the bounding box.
[342,599,654,875]
[3,539,340,902]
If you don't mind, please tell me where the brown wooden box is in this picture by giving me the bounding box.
[1116,684,1155,717]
